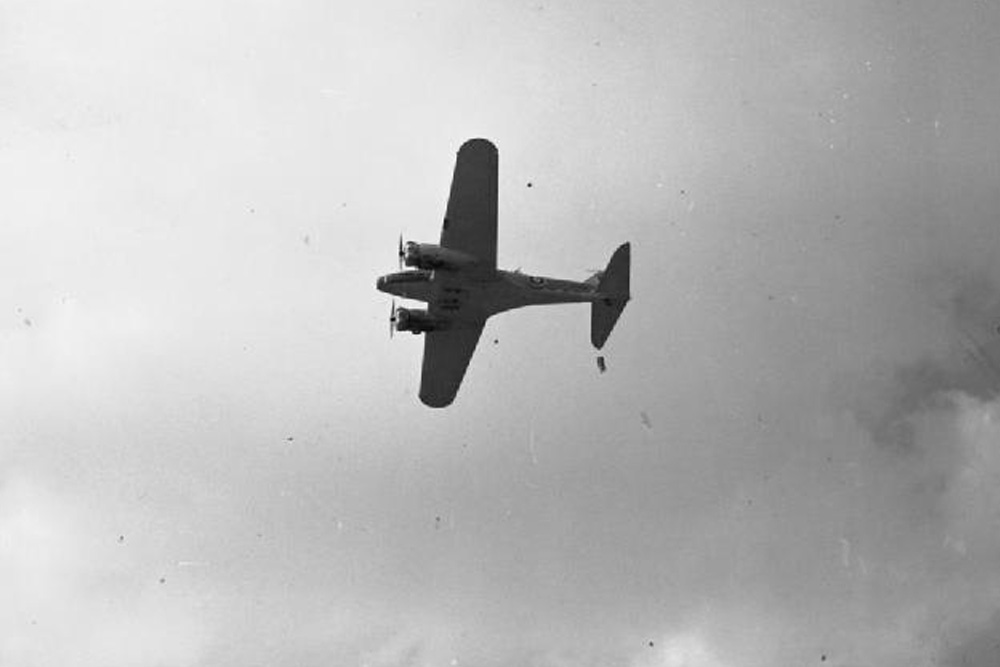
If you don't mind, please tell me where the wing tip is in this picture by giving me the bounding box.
[419,390,455,408]
[459,137,497,155]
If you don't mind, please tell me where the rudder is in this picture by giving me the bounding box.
[591,242,630,349]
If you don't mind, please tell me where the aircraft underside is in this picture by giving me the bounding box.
[376,138,629,406]
[378,269,600,316]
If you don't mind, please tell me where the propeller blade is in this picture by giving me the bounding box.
[398,234,404,270]
[389,299,397,339]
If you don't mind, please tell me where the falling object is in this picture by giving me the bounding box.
[596,356,607,373]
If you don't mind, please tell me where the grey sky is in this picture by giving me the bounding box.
[2,1,1000,666]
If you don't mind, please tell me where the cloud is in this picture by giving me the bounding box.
[630,631,732,667]
[841,267,1000,452]
[809,262,1000,663]
[358,620,463,667]
[833,266,1000,563]
[0,473,210,667]
[830,389,1000,664]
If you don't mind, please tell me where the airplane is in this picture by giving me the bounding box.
[376,138,630,408]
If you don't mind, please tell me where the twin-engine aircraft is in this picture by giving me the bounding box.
[376,138,630,407]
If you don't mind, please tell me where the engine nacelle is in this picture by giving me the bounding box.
[394,307,438,334]
[403,242,479,270]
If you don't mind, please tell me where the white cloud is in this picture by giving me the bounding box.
[839,391,1000,664]
[356,617,460,667]
[631,631,732,667]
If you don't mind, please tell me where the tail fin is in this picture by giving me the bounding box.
[591,242,630,349]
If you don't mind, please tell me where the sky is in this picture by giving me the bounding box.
[2,1,1000,665]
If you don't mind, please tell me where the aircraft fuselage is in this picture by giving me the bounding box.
[376,267,601,321]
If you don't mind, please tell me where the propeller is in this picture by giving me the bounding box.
[398,234,405,270]
[389,299,397,338]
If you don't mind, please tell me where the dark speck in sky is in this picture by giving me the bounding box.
[526,182,533,188]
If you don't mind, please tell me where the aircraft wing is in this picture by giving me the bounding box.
[419,322,485,408]
[440,138,498,268]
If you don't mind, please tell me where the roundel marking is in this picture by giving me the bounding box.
[528,276,546,289]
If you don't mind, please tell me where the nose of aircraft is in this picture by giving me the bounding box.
[376,275,386,292]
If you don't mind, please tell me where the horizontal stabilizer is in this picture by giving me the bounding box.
[591,242,630,349]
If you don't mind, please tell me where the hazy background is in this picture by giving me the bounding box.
[3,1,1000,666]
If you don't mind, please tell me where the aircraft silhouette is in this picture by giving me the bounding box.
[377,138,630,407]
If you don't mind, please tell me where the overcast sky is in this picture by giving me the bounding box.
[3,1,1000,666]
